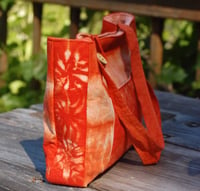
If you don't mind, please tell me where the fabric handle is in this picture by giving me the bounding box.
[94,23,165,165]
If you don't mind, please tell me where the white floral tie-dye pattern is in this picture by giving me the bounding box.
[44,39,116,186]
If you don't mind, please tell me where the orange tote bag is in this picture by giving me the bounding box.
[43,12,165,187]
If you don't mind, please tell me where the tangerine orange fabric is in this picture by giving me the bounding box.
[43,12,164,187]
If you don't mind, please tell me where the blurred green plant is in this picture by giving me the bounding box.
[0,1,199,113]
[0,0,15,11]
[0,49,47,112]
[160,20,200,96]
[0,1,46,112]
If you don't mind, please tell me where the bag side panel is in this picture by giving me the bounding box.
[43,38,90,186]
[43,39,57,181]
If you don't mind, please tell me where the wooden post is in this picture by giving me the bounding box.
[196,23,200,81]
[70,7,80,39]
[149,17,164,87]
[33,2,43,55]
[0,7,8,87]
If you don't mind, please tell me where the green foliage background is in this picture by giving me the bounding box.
[0,0,200,112]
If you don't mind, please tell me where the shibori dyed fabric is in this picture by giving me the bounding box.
[43,12,165,187]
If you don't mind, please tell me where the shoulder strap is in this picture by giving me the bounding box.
[94,23,165,164]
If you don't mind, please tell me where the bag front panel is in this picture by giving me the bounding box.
[84,42,135,185]
[43,38,90,186]
[84,43,115,184]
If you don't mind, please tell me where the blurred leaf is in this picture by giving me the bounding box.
[192,81,200,90]
[0,0,15,10]
[9,80,26,94]
[32,53,47,80]
[158,62,187,84]
[19,59,33,81]
[0,93,25,111]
